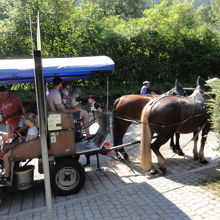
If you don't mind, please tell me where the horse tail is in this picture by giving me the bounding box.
[112,98,122,146]
[140,103,152,170]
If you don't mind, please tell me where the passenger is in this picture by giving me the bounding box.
[87,95,102,112]
[1,113,38,181]
[84,95,102,121]
[0,86,24,139]
[47,76,80,114]
[60,81,70,105]
[47,77,92,139]
[64,88,81,109]
[64,88,92,139]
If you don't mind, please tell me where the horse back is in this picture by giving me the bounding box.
[115,95,154,120]
[148,96,207,134]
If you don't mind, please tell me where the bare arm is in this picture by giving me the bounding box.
[26,134,37,141]
[55,103,80,113]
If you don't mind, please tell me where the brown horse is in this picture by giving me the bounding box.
[112,80,186,159]
[140,77,214,174]
[113,95,155,159]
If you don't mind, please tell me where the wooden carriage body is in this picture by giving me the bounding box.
[11,113,76,161]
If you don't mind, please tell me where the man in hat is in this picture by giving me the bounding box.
[140,81,156,96]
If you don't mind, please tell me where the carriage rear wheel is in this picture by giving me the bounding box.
[51,160,85,195]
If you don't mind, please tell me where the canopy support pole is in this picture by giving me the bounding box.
[106,76,110,133]
[34,50,53,220]
[106,76,109,114]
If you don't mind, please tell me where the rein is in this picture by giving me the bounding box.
[114,111,206,128]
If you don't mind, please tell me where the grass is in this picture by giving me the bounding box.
[202,173,220,197]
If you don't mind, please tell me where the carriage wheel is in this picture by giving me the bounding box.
[51,160,85,195]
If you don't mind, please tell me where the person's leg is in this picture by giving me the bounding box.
[2,133,9,145]
[6,124,13,139]
[3,151,11,178]
[81,110,90,138]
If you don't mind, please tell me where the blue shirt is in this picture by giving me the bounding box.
[140,85,149,95]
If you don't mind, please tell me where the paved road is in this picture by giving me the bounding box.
[0,123,220,219]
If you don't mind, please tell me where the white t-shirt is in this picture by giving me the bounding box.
[26,126,38,141]
[47,89,64,112]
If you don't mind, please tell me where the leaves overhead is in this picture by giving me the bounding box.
[0,0,219,94]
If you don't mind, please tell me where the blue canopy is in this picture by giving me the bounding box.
[0,56,115,84]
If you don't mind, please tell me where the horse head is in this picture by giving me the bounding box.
[192,76,215,102]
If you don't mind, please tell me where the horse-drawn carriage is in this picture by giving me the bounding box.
[0,56,139,197]
[0,54,217,203]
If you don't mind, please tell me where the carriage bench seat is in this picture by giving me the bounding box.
[11,129,76,161]
[11,138,41,161]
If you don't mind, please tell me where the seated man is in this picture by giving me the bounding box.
[47,77,91,139]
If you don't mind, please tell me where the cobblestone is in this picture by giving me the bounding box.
[0,126,220,220]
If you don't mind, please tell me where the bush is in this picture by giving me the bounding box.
[207,79,220,151]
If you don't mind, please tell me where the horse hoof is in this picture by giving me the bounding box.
[177,150,185,156]
[159,167,167,175]
[116,152,129,161]
[150,169,159,175]
[171,147,177,154]
[123,152,129,160]
[200,159,209,164]
[194,155,199,160]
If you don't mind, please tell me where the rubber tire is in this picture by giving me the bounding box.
[51,160,85,195]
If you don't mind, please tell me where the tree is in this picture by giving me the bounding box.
[80,0,148,19]
[0,0,219,95]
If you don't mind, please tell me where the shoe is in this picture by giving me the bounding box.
[0,174,10,182]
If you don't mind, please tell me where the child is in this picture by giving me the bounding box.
[60,81,70,105]
[1,113,38,181]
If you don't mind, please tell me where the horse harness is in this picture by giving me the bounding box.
[114,94,208,129]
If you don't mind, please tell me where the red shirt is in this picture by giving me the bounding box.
[0,95,23,125]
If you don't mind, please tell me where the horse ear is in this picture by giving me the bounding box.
[197,76,206,87]
[175,79,185,96]
[175,79,183,89]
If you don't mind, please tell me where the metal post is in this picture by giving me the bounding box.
[34,50,53,220]
[106,76,110,132]
[106,76,109,114]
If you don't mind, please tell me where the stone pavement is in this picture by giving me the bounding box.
[0,124,220,219]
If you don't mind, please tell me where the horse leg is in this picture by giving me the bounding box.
[170,133,184,156]
[199,126,210,164]
[151,134,172,174]
[170,135,175,151]
[193,131,199,160]
[115,120,131,160]
[175,133,184,156]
